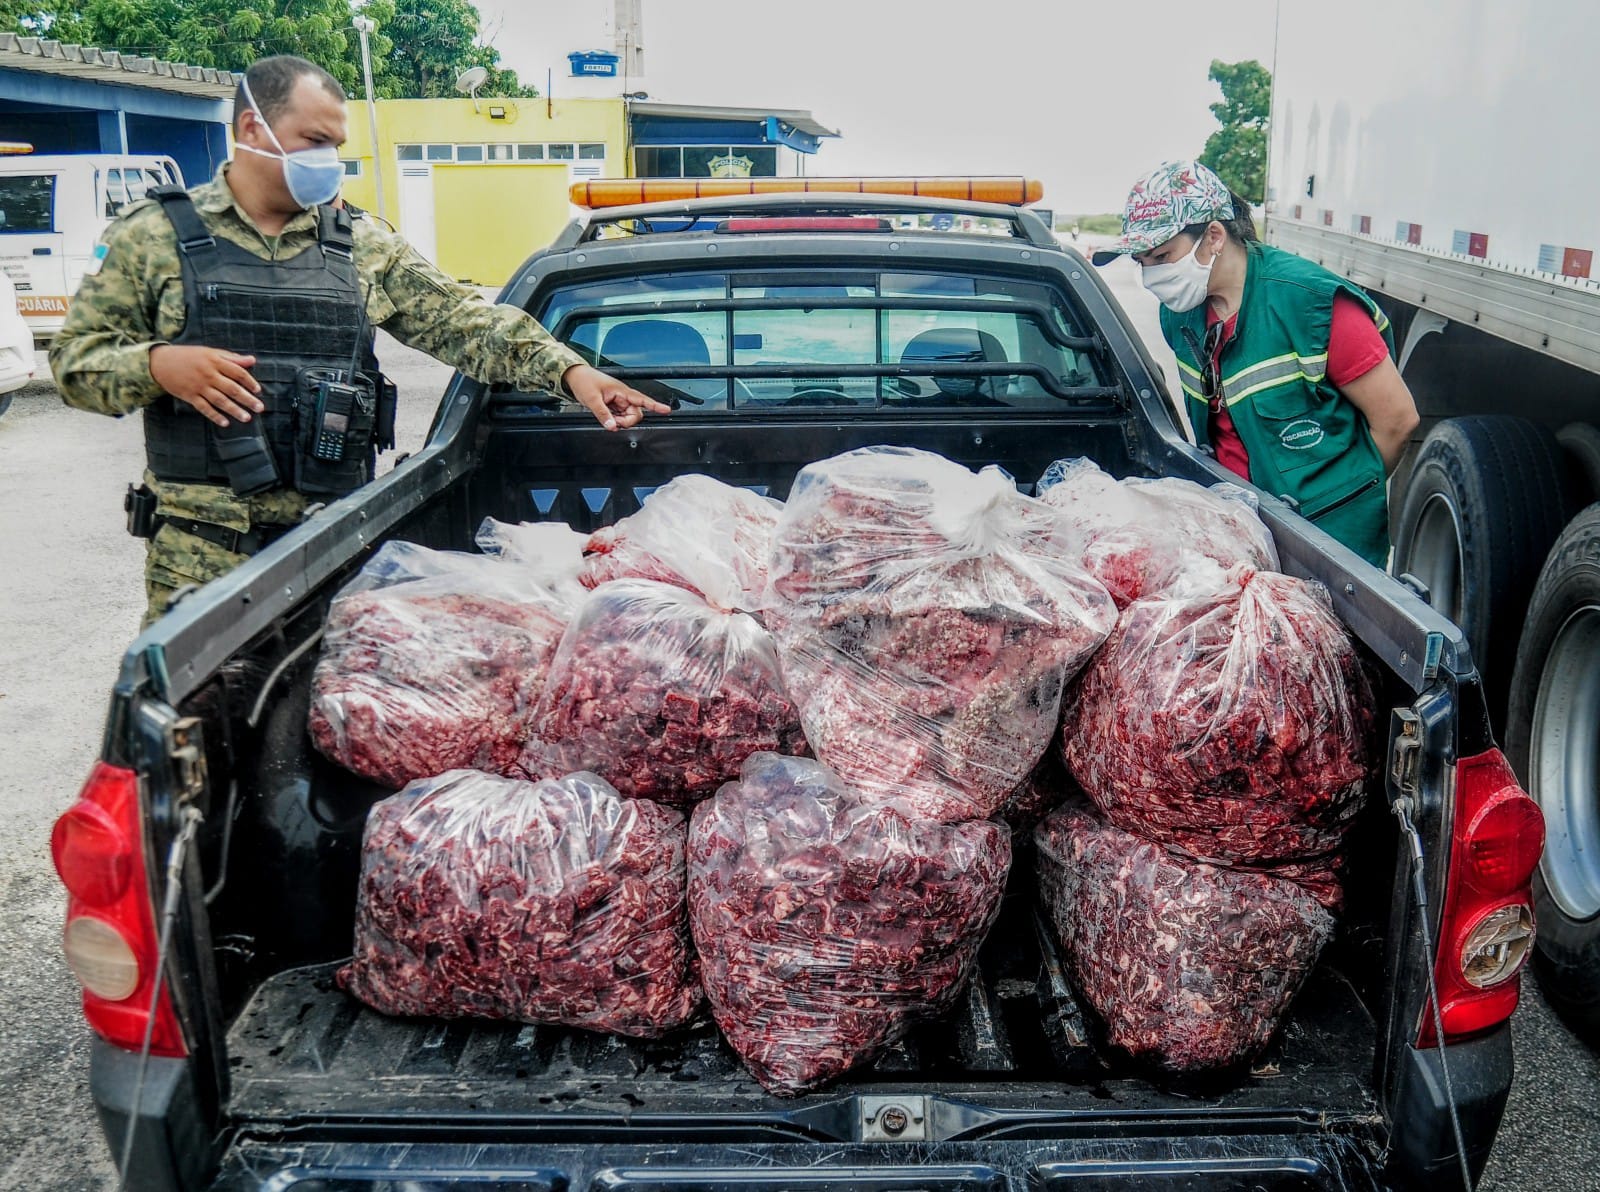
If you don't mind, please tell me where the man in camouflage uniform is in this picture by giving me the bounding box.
[50,55,668,626]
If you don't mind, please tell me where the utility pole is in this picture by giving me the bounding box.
[352,14,387,222]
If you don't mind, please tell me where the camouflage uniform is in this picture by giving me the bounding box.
[49,164,587,626]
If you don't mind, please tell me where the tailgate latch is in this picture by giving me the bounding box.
[165,715,208,802]
[1389,707,1423,807]
[859,1095,930,1142]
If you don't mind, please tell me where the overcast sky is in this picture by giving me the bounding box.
[473,0,1279,213]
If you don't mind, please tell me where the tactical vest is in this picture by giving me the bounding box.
[1160,242,1397,567]
[142,188,377,499]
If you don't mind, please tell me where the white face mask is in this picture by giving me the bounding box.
[235,79,345,210]
[1140,236,1215,312]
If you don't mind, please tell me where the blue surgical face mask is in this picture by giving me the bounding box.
[236,78,345,209]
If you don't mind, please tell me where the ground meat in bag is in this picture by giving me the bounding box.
[1036,801,1334,1072]
[1035,458,1278,608]
[688,753,1010,1093]
[768,447,1116,822]
[580,474,782,610]
[309,542,572,788]
[338,769,700,1036]
[529,580,807,804]
[1062,563,1372,868]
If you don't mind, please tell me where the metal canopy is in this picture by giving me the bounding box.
[0,33,241,100]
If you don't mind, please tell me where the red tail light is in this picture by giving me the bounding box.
[51,763,187,1057]
[1418,749,1544,1046]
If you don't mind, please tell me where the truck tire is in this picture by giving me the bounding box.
[1505,504,1600,1041]
[0,391,12,419]
[1393,416,1577,729]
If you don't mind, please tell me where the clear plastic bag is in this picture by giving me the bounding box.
[1036,801,1334,1072]
[688,753,1011,1093]
[579,474,783,612]
[337,769,702,1036]
[309,542,574,788]
[474,517,590,602]
[1062,563,1372,874]
[1035,458,1278,608]
[529,579,808,804]
[767,447,1117,822]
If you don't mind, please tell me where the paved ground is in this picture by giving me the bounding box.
[0,267,1594,1190]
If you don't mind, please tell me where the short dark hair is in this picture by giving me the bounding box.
[1180,188,1259,246]
[234,55,345,132]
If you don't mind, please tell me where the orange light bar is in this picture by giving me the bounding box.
[572,176,1045,209]
[0,141,34,155]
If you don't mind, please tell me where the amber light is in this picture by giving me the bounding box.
[571,176,1046,208]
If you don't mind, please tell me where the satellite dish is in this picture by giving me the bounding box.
[455,66,489,112]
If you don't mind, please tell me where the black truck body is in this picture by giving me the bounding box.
[77,195,1520,1191]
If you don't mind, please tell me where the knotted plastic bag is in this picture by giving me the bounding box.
[338,768,701,1036]
[309,542,574,788]
[767,446,1116,821]
[688,753,1011,1093]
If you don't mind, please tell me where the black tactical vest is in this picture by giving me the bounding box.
[142,188,377,498]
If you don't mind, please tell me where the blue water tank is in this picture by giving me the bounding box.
[568,51,621,78]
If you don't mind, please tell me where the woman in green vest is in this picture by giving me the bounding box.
[1093,160,1420,568]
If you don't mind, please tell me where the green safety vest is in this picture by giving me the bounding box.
[1160,242,1396,567]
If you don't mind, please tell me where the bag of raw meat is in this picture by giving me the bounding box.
[579,474,782,610]
[1036,801,1334,1072]
[767,447,1117,822]
[688,753,1011,1094]
[1034,458,1278,608]
[309,542,573,788]
[529,579,808,804]
[338,768,701,1036]
[1062,562,1372,869]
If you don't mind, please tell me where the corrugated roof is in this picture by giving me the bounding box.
[628,101,839,140]
[0,33,240,100]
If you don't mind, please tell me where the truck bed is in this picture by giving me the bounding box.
[216,920,1386,1192]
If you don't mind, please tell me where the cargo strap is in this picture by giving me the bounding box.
[156,515,293,556]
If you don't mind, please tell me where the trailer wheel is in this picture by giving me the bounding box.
[1393,416,1577,727]
[1557,422,1600,502]
[1506,503,1600,1040]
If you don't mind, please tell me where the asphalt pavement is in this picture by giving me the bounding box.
[0,266,1594,1190]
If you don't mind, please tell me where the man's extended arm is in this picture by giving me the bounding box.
[357,221,668,430]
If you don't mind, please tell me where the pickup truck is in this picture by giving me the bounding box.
[52,189,1542,1191]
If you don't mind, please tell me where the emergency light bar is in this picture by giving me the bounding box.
[0,142,34,155]
[571,177,1045,209]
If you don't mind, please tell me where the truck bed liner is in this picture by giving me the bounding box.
[224,935,1380,1129]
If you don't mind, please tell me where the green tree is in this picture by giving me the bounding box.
[1199,58,1270,203]
[1,0,533,100]
[378,0,535,98]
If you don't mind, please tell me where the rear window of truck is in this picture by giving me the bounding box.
[538,270,1113,411]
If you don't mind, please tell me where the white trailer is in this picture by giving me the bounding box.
[1267,0,1600,1035]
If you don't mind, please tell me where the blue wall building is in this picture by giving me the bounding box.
[0,34,236,185]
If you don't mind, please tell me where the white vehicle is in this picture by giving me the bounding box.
[0,152,183,339]
[0,268,35,414]
[1269,0,1600,1036]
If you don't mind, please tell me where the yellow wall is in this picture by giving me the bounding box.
[339,97,627,284]
[431,163,572,284]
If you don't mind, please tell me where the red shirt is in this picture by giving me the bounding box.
[1207,293,1390,482]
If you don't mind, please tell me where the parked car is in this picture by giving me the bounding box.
[57,182,1538,1190]
[0,269,36,415]
[0,152,182,340]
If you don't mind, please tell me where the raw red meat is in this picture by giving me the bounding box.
[309,542,572,788]
[768,447,1116,821]
[338,769,701,1036]
[1036,801,1334,1072]
[688,753,1011,1093]
[579,474,782,610]
[1062,563,1372,871]
[1035,458,1278,608]
[529,579,807,804]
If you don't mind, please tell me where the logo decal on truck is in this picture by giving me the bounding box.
[1281,419,1325,450]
